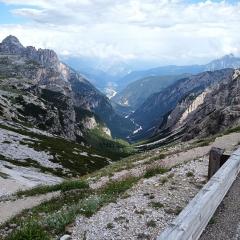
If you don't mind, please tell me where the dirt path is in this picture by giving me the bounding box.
[157,132,240,169]
[0,191,59,225]
[90,132,240,189]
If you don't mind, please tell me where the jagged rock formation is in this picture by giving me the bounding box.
[0,35,135,141]
[130,68,234,141]
[179,69,240,140]
[136,69,240,145]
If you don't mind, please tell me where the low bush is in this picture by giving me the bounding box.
[144,167,169,178]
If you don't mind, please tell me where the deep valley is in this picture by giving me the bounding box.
[1,34,240,240]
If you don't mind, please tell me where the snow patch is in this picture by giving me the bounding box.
[133,126,142,135]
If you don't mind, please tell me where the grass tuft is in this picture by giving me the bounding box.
[144,167,169,178]
[16,180,89,197]
[102,177,138,196]
[6,221,50,240]
[149,202,164,209]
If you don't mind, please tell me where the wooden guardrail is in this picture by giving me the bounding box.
[157,147,240,240]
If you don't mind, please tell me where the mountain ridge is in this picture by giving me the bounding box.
[130,68,234,141]
[116,53,240,90]
[0,35,136,140]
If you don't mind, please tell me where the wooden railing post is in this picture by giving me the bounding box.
[208,147,224,179]
[208,147,230,180]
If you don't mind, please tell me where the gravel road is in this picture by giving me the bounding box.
[200,174,240,240]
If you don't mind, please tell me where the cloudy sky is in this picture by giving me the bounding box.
[0,0,240,68]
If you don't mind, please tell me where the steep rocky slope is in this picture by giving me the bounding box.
[136,69,240,147]
[131,68,234,141]
[0,120,112,197]
[170,69,240,141]
[0,35,135,140]
[0,35,138,194]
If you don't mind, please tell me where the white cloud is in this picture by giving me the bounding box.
[0,0,240,67]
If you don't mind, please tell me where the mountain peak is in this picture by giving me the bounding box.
[0,35,24,55]
[1,35,23,48]
[0,35,60,67]
[205,53,240,71]
[221,53,235,59]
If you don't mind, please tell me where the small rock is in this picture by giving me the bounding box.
[60,235,71,240]
[9,223,17,228]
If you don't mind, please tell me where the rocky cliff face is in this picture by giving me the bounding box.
[0,35,59,68]
[179,69,240,140]
[130,68,234,141]
[141,69,240,145]
[0,35,135,141]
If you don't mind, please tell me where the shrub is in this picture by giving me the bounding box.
[146,220,157,228]
[144,167,169,178]
[160,176,168,184]
[106,223,114,229]
[80,195,103,217]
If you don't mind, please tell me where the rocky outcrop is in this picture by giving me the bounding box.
[148,69,240,142]
[0,35,135,140]
[130,68,234,141]
[0,35,59,68]
[181,69,240,140]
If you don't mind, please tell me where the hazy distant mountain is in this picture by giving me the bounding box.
[205,54,240,71]
[63,56,132,93]
[111,54,240,114]
[117,54,240,90]
[61,57,112,90]
[64,54,240,99]
[112,74,189,109]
